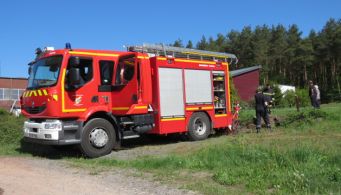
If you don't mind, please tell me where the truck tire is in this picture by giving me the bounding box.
[187,112,211,141]
[79,118,116,158]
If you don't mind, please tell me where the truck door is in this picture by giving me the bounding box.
[63,56,95,113]
[111,54,139,112]
[97,59,115,109]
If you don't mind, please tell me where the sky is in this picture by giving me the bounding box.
[0,0,340,78]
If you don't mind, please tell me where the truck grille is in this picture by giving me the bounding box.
[23,105,46,114]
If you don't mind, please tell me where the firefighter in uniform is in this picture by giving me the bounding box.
[255,88,271,133]
[263,84,274,114]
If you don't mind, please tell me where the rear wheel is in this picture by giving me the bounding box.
[79,118,116,158]
[187,112,211,141]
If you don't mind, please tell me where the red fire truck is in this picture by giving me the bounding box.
[21,43,237,157]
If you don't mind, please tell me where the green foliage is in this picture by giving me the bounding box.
[281,109,331,128]
[277,88,311,108]
[196,35,208,50]
[0,109,25,153]
[185,40,193,49]
[282,90,296,107]
[172,38,183,47]
[272,84,283,106]
[229,77,240,105]
[0,108,8,115]
[295,88,311,107]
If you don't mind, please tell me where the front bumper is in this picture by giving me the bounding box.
[23,119,83,145]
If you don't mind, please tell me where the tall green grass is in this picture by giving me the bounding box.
[0,109,25,155]
[72,104,341,194]
[81,134,339,194]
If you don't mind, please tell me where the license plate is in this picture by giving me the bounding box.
[28,133,38,138]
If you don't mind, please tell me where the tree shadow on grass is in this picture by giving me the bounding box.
[15,133,228,159]
[16,139,83,159]
[120,134,188,150]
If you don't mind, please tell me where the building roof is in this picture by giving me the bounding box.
[230,65,262,77]
[0,77,28,80]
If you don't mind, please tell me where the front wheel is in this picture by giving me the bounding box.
[187,112,211,141]
[79,118,116,158]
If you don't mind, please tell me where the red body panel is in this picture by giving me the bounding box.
[149,57,232,134]
[22,48,233,135]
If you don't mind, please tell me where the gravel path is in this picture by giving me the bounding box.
[0,157,197,195]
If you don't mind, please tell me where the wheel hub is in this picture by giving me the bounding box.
[89,128,109,148]
[194,118,207,136]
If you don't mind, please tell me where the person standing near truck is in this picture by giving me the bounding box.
[255,88,271,133]
[308,80,318,108]
[263,84,274,114]
[315,84,321,108]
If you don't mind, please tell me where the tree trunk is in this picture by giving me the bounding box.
[304,63,307,84]
[336,75,341,101]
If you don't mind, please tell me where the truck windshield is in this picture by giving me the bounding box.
[27,55,63,89]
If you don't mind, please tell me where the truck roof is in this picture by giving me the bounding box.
[38,48,138,59]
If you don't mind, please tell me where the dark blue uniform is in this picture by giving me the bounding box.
[255,92,271,133]
[263,87,274,114]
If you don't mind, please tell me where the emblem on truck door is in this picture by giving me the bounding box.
[73,95,83,106]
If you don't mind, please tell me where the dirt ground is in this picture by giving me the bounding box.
[0,135,232,195]
[0,156,197,195]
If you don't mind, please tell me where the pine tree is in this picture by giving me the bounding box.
[196,35,208,50]
[269,24,288,83]
[235,26,253,68]
[252,25,271,84]
[186,40,193,49]
[170,18,341,102]
[172,38,183,47]
[285,24,302,86]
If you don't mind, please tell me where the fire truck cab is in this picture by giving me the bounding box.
[21,43,237,157]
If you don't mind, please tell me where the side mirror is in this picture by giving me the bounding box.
[49,64,59,72]
[69,56,80,67]
[68,68,81,86]
[28,66,32,75]
[123,66,134,81]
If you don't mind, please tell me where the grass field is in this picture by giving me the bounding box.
[72,104,341,194]
[1,104,340,194]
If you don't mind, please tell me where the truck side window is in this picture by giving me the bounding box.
[99,60,114,85]
[115,55,135,85]
[65,57,93,90]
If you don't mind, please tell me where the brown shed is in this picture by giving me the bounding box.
[230,66,261,102]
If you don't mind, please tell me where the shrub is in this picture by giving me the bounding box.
[0,108,8,116]
[0,111,25,145]
[229,77,240,105]
[282,109,327,127]
[295,88,311,107]
[272,84,283,106]
[282,90,296,107]
[272,87,310,108]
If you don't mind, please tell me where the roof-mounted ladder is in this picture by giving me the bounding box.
[128,43,238,65]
